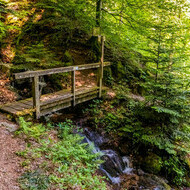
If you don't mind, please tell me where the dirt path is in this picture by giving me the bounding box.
[0,114,25,190]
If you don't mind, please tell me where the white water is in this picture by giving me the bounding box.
[82,129,133,184]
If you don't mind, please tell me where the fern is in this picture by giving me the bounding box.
[151,106,181,117]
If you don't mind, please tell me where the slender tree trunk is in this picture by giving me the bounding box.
[96,0,102,27]
[155,46,160,83]
[155,29,161,83]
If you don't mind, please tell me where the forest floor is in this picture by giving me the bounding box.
[0,114,25,190]
[0,72,16,105]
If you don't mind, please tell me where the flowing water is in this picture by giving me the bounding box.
[79,128,171,190]
[81,128,133,185]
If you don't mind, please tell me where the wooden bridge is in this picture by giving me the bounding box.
[0,36,110,119]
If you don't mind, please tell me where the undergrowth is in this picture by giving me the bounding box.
[17,117,106,190]
[84,81,190,187]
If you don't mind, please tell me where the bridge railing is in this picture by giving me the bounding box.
[14,62,110,118]
[13,36,109,119]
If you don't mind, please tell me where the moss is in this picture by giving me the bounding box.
[116,61,125,79]
[143,153,163,174]
[0,63,12,76]
[62,51,73,63]
[17,109,35,117]
[46,73,69,91]
[12,55,26,65]
[10,63,38,73]
[103,67,113,86]
[185,156,190,169]
[88,36,101,62]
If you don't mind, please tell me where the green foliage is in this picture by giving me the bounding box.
[143,153,163,174]
[164,157,187,185]
[62,50,73,64]
[13,43,68,71]
[17,118,106,190]
[86,79,190,186]
[0,1,7,43]
[17,117,46,140]
[19,170,50,190]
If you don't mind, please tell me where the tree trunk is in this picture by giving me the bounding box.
[96,0,102,27]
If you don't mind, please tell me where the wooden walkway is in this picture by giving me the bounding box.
[0,36,109,119]
[0,86,106,118]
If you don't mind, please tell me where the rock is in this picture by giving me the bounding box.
[101,150,125,177]
[137,169,145,176]
[143,153,163,174]
[84,128,109,146]
[121,174,139,190]
[139,174,172,190]
[0,121,19,132]
[63,50,73,64]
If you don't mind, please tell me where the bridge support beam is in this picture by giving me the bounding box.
[32,76,40,119]
[98,36,105,98]
[72,69,76,106]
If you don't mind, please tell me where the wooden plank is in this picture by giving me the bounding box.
[41,88,99,109]
[40,101,72,117]
[76,94,98,105]
[32,76,40,119]
[9,102,31,109]
[7,105,27,112]
[41,94,72,106]
[41,88,99,110]
[41,97,72,110]
[76,87,99,96]
[40,88,100,116]
[72,70,76,106]
[14,62,111,79]
[39,87,98,106]
[40,93,98,117]
[0,105,18,114]
[19,99,33,106]
[0,101,30,113]
[0,86,107,117]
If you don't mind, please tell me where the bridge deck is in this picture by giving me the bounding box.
[0,87,103,117]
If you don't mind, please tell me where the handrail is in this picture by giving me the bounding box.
[14,62,111,79]
[13,36,109,119]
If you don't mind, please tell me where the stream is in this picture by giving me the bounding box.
[79,128,172,190]
[82,128,133,185]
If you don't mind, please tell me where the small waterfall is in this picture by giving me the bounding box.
[82,128,133,185]
[76,126,170,189]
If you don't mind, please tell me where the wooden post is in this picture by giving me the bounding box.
[32,75,40,119]
[98,36,105,97]
[72,68,76,106]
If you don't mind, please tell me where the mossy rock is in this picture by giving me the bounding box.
[63,51,73,63]
[143,153,163,174]
[88,36,101,62]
